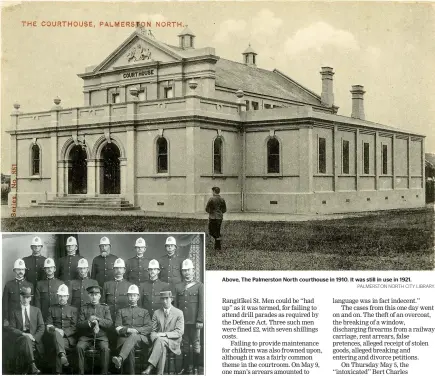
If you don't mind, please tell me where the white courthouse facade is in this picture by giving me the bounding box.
[8,27,425,214]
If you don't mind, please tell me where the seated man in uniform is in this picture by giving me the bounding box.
[111,284,152,374]
[76,285,113,375]
[141,291,184,375]
[45,284,78,374]
[9,286,45,375]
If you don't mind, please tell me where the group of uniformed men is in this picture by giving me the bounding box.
[2,235,204,375]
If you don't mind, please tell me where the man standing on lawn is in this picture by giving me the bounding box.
[205,186,227,251]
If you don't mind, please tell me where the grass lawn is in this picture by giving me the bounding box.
[2,207,433,270]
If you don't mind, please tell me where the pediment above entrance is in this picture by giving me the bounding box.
[92,29,183,74]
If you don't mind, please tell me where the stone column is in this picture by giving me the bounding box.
[298,126,313,193]
[120,157,128,199]
[185,125,199,213]
[50,134,58,198]
[87,159,97,196]
[375,131,380,190]
[407,136,412,189]
[96,159,103,195]
[333,125,339,192]
[125,126,136,204]
[355,129,360,191]
[392,135,396,189]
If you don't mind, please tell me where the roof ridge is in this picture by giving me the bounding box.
[273,69,321,101]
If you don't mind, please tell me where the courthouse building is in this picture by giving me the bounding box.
[8,27,425,214]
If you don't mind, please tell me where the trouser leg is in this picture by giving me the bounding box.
[98,340,110,374]
[76,340,90,375]
[119,334,141,375]
[16,336,35,366]
[148,337,169,374]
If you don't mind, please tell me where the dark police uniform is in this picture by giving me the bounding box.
[102,279,132,320]
[158,254,183,291]
[35,277,64,320]
[46,304,78,373]
[175,281,204,356]
[206,192,227,250]
[22,255,47,289]
[2,279,34,321]
[114,305,152,374]
[67,277,99,312]
[91,254,118,289]
[139,279,171,319]
[76,301,113,375]
[125,256,150,285]
[56,254,84,282]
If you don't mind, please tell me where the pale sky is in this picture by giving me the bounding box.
[2,1,435,173]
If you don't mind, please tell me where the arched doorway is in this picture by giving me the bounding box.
[101,143,120,194]
[68,145,87,194]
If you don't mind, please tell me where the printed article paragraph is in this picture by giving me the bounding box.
[212,273,435,376]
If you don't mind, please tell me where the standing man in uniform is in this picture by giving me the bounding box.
[76,285,112,375]
[9,286,45,375]
[67,258,98,313]
[141,291,184,375]
[111,285,152,374]
[91,236,119,289]
[126,237,149,285]
[45,284,78,374]
[23,236,47,290]
[139,259,170,319]
[175,259,204,375]
[35,258,63,320]
[205,186,227,251]
[56,236,84,283]
[3,258,34,323]
[158,237,183,293]
[101,258,132,322]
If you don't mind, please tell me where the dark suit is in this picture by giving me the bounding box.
[56,254,84,282]
[139,279,171,319]
[9,305,45,369]
[22,255,47,289]
[2,279,34,321]
[67,277,99,312]
[102,279,132,321]
[46,304,78,373]
[35,277,64,320]
[148,306,184,374]
[158,254,183,291]
[115,306,152,374]
[91,254,118,289]
[76,303,113,374]
[125,256,150,285]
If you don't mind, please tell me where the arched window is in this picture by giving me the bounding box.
[213,137,223,174]
[267,137,280,173]
[31,144,40,175]
[157,137,168,173]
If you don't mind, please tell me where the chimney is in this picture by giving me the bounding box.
[242,44,257,67]
[350,85,365,120]
[320,67,334,107]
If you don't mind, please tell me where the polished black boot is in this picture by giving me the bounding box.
[193,353,200,375]
[215,238,221,251]
[177,353,190,375]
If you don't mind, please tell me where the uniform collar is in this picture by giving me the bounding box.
[46,276,55,280]
[149,277,158,283]
[79,276,88,280]
[114,277,123,282]
[15,277,24,282]
[130,304,138,308]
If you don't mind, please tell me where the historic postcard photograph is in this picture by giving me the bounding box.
[2,232,205,374]
[1,1,434,271]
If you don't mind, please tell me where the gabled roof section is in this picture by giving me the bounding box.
[89,28,185,74]
[215,58,323,106]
